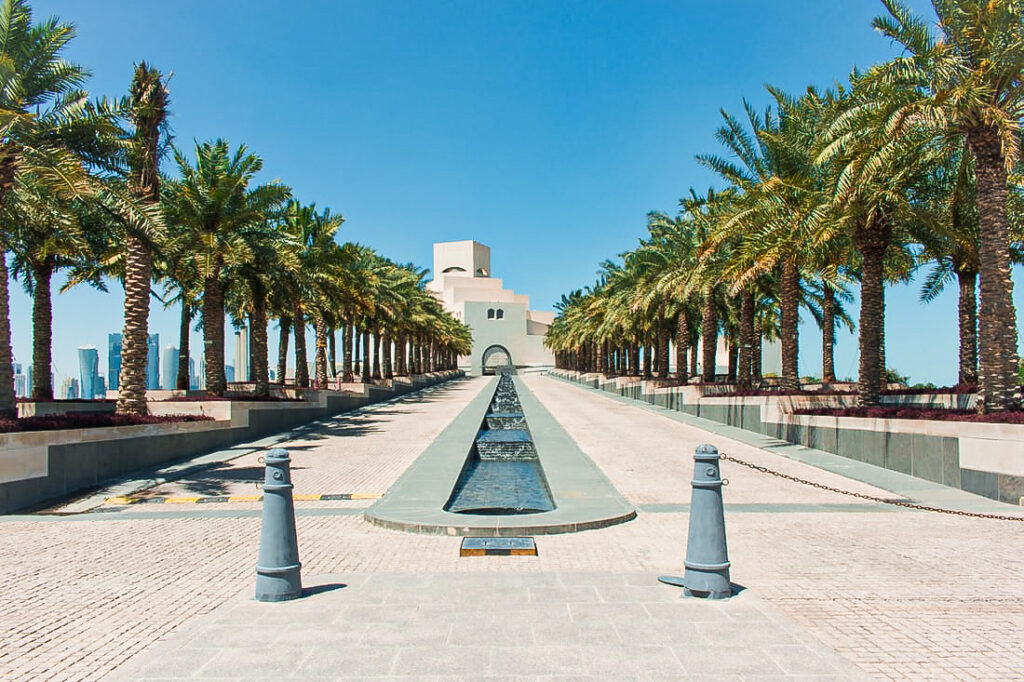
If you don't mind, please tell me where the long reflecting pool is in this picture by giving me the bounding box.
[444,374,556,514]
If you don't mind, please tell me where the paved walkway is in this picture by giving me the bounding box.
[1,374,1021,680]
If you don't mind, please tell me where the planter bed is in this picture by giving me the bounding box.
[0,413,213,434]
[795,406,1024,423]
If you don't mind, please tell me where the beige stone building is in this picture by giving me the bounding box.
[427,240,554,374]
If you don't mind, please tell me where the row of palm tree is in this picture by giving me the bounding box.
[0,0,470,418]
[547,0,1024,412]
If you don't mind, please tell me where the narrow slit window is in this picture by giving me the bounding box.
[496,309,504,319]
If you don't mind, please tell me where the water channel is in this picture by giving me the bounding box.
[444,373,556,514]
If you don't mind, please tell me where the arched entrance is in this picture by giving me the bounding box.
[481,344,513,375]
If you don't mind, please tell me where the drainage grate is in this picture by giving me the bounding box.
[459,537,537,556]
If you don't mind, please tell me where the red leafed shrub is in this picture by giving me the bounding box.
[162,394,302,402]
[0,413,214,434]
[794,406,1024,423]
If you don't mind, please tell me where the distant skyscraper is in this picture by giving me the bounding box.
[146,334,160,390]
[13,362,26,398]
[162,345,179,390]
[60,376,79,400]
[197,359,207,390]
[108,333,122,390]
[234,327,250,382]
[95,375,106,397]
[188,357,198,390]
[225,364,235,384]
[78,346,99,400]
[26,365,32,396]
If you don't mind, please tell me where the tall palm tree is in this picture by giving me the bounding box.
[0,0,102,415]
[163,140,290,396]
[116,63,168,414]
[870,0,1024,410]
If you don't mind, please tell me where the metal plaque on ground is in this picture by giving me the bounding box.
[459,537,537,556]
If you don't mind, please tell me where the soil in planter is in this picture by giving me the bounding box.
[0,413,215,434]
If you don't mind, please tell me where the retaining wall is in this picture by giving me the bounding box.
[550,370,1022,505]
[0,371,462,514]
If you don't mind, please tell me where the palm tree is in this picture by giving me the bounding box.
[870,0,1024,410]
[0,0,100,415]
[5,178,103,399]
[163,140,290,396]
[116,63,169,414]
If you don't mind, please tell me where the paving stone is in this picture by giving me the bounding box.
[3,374,1022,680]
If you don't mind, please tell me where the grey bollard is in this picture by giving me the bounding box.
[659,444,732,599]
[254,448,302,602]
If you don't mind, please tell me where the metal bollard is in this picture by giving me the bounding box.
[254,448,302,602]
[659,444,732,599]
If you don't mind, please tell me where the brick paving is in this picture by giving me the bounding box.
[0,373,1021,679]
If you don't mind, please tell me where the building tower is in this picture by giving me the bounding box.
[78,346,99,400]
[234,326,250,383]
[108,333,122,390]
[146,334,160,390]
[162,344,179,390]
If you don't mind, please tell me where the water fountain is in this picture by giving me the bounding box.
[444,374,555,514]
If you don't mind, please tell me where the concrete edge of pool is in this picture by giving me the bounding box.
[364,375,638,536]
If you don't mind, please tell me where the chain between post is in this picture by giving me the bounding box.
[718,453,1024,522]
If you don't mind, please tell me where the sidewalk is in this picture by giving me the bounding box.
[1,374,1021,680]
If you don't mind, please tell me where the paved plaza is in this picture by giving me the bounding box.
[2,375,1023,680]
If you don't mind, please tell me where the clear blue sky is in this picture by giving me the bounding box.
[11,0,1020,387]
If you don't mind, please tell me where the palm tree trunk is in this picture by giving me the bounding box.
[395,332,406,376]
[372,328,382,379]
[118,64,165,414]
[361,329,371,382]
[250,286,270,396]
[328,326,338,378]
[117,235,154,411]
[690,343,699,378]
[701,293,717,382]
[822,283,836,384]
[31,261,54,400]
[630,344,640,377]
[752,320,763,381]
[276,316,291,385]
[957,269,979,386]
[727,342,738,383]
[353,326,361,376]
[293,306,309,388]
[657,326,670,378]
[176,302,191,390]
[969,125,1018,411]
[675,313,688,384]
[780,258,800,390]
[737,290,754,390]
[383,332,394,379]
[642,337,653,379]
[202,274,227,396]
[315,315,328,388]
[854,221,891,407]
[0,253,16,417]
[342,318,354,383]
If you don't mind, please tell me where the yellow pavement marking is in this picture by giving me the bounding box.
[103,492,383,505]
